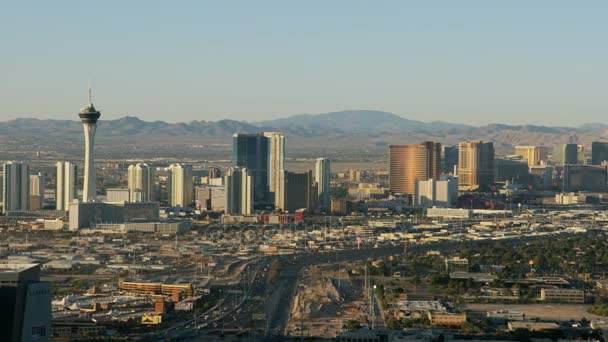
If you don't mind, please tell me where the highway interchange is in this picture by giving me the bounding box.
[151,232,566,341]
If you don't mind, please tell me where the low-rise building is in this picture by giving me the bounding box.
[95,220,191,234]
[220,214,259,224]
[51,319,106,339]
[445,257,468,273]
[486,310,525,322]
[427,311,466,326]
[508,321,559,332]
[450,272,498,283]
[395,300,446,319]
[426,208,472,219]
[540,288,585,303]
[119,278,194,302]
[69,201,159,230]
[348,183,387,200]
[555,193,588,205]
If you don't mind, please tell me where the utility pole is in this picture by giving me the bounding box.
[300,304,304,342]
[337,251,341,291]
[364,263,368,295]
[219,289,224,336]
[193,300,197,330]
[174,228,178,251]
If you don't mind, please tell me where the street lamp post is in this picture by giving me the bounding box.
[372,284,377,330]
[219,289,224,336]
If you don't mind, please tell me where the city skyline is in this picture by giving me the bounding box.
[1,1,608,126]
[3,3,608,341]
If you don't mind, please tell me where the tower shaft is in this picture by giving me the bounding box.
[82,123,97,202]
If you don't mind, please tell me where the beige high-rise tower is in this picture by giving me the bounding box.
[167,163,193,207]
[263,132,285,206]
[514,146,548,166]
[389,142,441,195]
[314,158,330,209]
[224,167,253,215]
[458,141,494,191]
[29,173,45,210]
[128,163,155,202]
[56,162,77,211]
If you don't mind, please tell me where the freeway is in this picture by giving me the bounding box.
[181,232,576,340]
[212,241,456,339]
[152,258,268,340]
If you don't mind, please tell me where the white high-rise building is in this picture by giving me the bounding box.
[167,163,193,207]
[315,158,331,209]
[128,163,155,202]
[263,132,285,206]
[78,86,101,202]
[224,167,253,215]
[56,162,77,211]
[414,176,458,208]
[29,172,45,210]
[2,161,29,213]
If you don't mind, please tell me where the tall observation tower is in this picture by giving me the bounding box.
[79,86,101,202]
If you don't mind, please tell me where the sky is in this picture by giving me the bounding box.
[1,1,607,126]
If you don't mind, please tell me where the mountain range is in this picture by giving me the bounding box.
[0,110,607,152]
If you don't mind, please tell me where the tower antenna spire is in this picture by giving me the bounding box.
[88,81,92,106]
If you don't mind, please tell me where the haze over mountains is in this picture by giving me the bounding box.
[1,110,607,150]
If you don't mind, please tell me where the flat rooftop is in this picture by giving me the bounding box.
[0,263,41,282]
[0,263,39,273]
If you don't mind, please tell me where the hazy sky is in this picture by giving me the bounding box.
[1,1,606,126]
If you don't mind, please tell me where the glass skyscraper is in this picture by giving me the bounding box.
[233,133,271,206]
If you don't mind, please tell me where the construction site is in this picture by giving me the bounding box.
[285,262,379,339]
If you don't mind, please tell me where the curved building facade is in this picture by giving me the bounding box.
[389,142,441,195]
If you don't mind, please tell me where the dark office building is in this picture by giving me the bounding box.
[0,263,51,342]
[232,133,270,206]
[562,165,608,192]
[442,146,458,174]
[563,143,578,165]
[494,159,530,184]
[592,142,608,165]
[208,167,222,179]
[277,170,318,212]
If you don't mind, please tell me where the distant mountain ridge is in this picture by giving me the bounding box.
[256,110,477,135]
[0,110,605,150]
